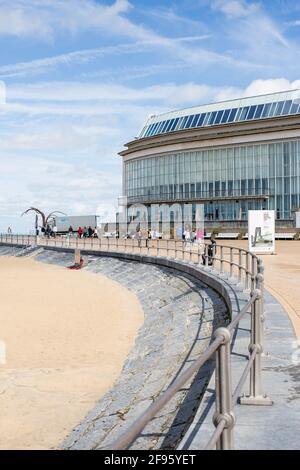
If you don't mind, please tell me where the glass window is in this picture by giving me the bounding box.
[227,108,238,122]
[208,111,217,125]
[290,101,300,114]
[202,113,211,126]
[139,126,147,138]
[246,105,257,120]
[151,122,160,135]
[143,125,150,137]
[281,100,292,115]
[196,114,205,126]
[221,109,231,123]
[268,102,277,117]
[214,110,224,124]
[165,119,174,133]
[185,115,195,128]
[145,124,154,137]
[274,101,285,116]
[236,107,249,121]
[175,117,184,130]
[254,104,264,119]
[191,114,201,127]
[261,103,272,118]
[177,116,189,130]
[169,117,180,132]
[156,121,165,134]
[160,120,169,133]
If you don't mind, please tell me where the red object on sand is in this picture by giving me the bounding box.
[67,258,84,270]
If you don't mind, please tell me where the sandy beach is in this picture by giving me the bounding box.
[0,256,144,450]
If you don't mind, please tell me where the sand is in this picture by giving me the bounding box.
[0,256,144,450]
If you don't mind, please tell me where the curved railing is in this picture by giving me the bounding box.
[0,234,272,449]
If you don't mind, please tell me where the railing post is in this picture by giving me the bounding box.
[213,327,235,450]
[220,245,224,273]
[245,253,249,290]
[251,256,256,293]
[238,250,242,284]
[230,247,233,278]
[240,272,273,406]
[205,244,209,267]
[257,258,267,351]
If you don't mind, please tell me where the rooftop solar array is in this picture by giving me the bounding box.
[137,89,300,139]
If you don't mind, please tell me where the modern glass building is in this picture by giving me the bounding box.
[119,90,300,227]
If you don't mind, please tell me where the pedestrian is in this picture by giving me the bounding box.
[78,226,83,238]
[88,226,93,238]
[46,224,51,238]
[7,226,12,234]
[136,230,142,248]
[202,236,217,265]
[53,225,58,238]
[68,225,73,237]
[183,228,191,244]
[93,227,98,238]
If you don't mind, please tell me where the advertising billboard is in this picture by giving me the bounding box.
[248,210,275,254]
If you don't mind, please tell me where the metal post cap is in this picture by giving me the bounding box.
[213,411,236,429]
[213,327,231,344]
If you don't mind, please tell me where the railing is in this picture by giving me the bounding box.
[0,233,273,449]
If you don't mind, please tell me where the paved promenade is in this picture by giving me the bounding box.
[222,240,300,340]
[179,270,300,450]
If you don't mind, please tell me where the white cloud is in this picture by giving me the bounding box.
[212,0,290,54]
[213,0,258,18]
[214,78,300,101]
[0,0,143,40]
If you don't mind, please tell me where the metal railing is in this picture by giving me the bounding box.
[0,233,273,449]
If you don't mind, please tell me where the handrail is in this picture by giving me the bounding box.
[0,233,273,449]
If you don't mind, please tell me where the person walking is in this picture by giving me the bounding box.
[7,226,12,235]
[53,225,58,238]
[78,226,83,238]
[202,236,217,265]
[68,225,73,237]
[46,224,51,238]
[88,226,93,238]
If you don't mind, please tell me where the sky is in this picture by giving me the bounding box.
[0,0,300,232]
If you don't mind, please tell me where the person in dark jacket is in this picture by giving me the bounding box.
[202,236,217,265]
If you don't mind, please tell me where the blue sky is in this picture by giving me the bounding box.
[0,0,300,232]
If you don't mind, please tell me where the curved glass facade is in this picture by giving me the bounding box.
[125,140,300,221]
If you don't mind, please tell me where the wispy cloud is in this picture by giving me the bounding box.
[212,0,291,56]
[0,0,148,40]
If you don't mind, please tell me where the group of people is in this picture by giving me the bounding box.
[39,224,57,238]
[75,226,98,238]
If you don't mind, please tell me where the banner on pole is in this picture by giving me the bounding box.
[248,210,275,254]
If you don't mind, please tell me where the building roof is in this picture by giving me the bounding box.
[138,89,300,140]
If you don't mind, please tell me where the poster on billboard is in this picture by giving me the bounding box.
[248,210,275,254]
